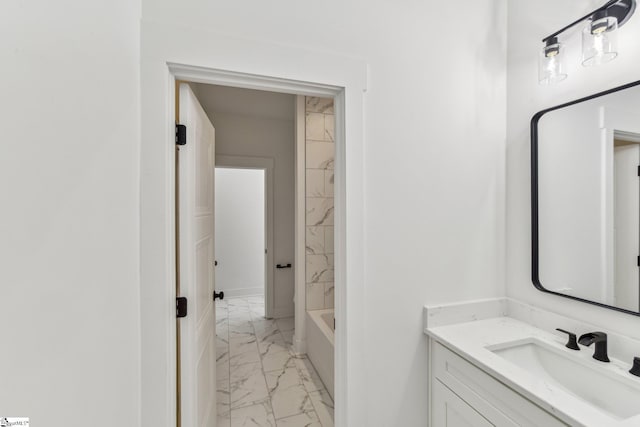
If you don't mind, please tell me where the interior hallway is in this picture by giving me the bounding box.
[216,296,334,426]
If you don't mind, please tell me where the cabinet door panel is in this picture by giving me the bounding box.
[432,379,494,427]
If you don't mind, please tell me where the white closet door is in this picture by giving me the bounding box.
[613,143,640,311]
[178,83,217,427]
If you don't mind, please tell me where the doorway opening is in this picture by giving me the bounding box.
[140,49,366,426]
[178,80,337,426]
[214,167,266,302]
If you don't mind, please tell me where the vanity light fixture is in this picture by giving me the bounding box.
[538,0,636,85]
[539,37,567,85]
[582,10,619,66]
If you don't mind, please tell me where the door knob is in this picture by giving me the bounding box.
[214,291,224,301]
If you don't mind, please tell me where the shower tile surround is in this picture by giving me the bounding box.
[305,97,335,310]
[216,296,334,427]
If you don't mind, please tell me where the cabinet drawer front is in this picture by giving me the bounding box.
[432,342,568,427]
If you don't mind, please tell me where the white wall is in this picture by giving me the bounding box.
[0,0,140,425]
[215,168,265,297]
[143,1,507,425]
[507,0,640,343]
[1,1,507,425]
[194,84,296,318]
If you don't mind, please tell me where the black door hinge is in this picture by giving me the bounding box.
[637,256,639,267]
[176,297,188,318]
[176,124,187,146]
[637,165,639,177]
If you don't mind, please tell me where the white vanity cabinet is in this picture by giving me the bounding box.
[429,341,569,427]
[432,379,493,427]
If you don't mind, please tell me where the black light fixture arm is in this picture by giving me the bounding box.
[542,0,636,43]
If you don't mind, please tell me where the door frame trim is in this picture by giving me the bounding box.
[215,155,275,317]
[293,95,307,354]
[140,20,367,427]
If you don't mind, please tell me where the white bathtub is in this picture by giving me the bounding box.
[306,308,334,399]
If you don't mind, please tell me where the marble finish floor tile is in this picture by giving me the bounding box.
[229,321,257,339]
[266,367,313,419]
[231,401,276,427]
[261,345,296,373]
[229,335,261,367]
[275,317,294,332]
[218,413,232,427]
[294,357,325,394]
[276,411,321,427]
[218,358,230,382]
[216,295,333,426]
[309,390,334,427]
[230,362,270,409]
[255,326,283,344]
[265,366,302,394]
[230,380,270,410]
[271,384,313,420]
[218,379,231,427]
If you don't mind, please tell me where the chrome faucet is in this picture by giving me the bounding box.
[578,331,610,362]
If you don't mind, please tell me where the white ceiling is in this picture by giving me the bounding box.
[192,83,295,121]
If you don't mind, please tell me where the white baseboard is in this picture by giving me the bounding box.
[272,307,294,319]
[292,334,307,355]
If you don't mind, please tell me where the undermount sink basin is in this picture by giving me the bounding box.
[488,338,640,420]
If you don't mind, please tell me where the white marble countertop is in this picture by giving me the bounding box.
[425,316,640,427]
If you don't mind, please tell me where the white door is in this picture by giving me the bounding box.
[178,83,216,427]
[613,142,640,311]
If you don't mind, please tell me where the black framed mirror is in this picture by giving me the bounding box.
[532,80,640,316]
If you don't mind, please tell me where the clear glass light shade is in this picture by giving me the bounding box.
[538,42,567,85]
[582,16,618,66]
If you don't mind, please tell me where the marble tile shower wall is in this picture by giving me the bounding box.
[305,97,335,310]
